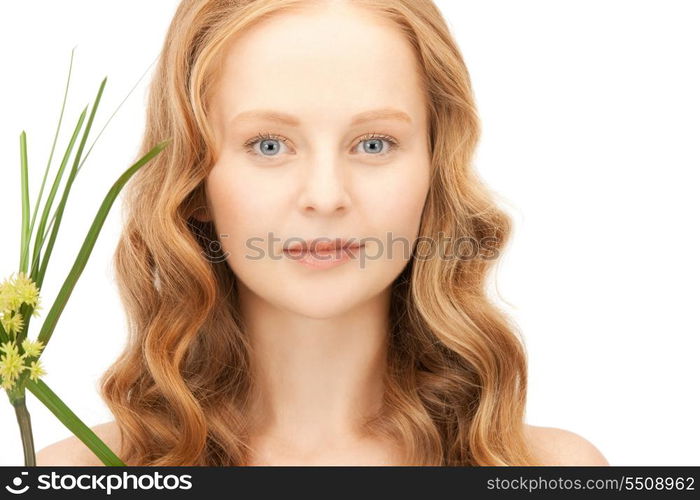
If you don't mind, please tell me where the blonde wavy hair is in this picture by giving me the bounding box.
[99,0,538,465]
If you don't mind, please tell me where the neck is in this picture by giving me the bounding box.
[239,282,392,449]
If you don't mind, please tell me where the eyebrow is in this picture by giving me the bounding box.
[230,107,413,127]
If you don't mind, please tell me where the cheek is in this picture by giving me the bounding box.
[347,164,429,271]
[205,164,281,261]
[207,164,252,223]
[361,163,429,239]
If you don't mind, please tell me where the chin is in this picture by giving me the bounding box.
[279,292,365,320]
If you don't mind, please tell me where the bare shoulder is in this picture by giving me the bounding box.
[36,420,122,466]
[524,424,609,466]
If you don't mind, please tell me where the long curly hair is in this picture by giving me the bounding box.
[98,0,538,465]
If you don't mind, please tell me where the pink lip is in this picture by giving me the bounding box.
[284,238,362,252]
[283,238,365,269]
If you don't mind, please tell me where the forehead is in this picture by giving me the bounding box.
[211,2,427,130]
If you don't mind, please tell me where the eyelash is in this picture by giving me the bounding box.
[242,131,400,159]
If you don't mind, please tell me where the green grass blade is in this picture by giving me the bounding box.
[29,107,88,281]
[32,214,56,272]
[27,48,76,277]
[0,321,9,344]
[36,139,170,348]
[25,378,126,466]
[35,77,108,290]
[19,132,30,274]
[13,303,35,347]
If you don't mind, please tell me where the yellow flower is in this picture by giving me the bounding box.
[13,272,41,310]
[21,338,45,358]
[0,283,15,314]
[0,311,24,336]
[26,359,46,382]
[1,375,15,390]
[0,340,19,356]
[0,272,41,315]
[31,302,43,318]
[0,344,27,389]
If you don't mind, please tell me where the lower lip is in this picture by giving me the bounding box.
[284,244,365,269]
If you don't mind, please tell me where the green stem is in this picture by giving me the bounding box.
[12,396,36,466]
[25,378,126,466]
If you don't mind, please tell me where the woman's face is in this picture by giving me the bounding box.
[202,2,431,318]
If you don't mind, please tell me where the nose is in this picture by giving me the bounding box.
[297,156,352,215]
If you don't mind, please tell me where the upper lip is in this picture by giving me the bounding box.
[284,237,364,252]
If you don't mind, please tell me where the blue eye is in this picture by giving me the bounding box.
[243,132,292,157]
[243,132,399,159]
[353,133,399,156]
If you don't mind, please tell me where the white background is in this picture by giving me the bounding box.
[1,1,698,466]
